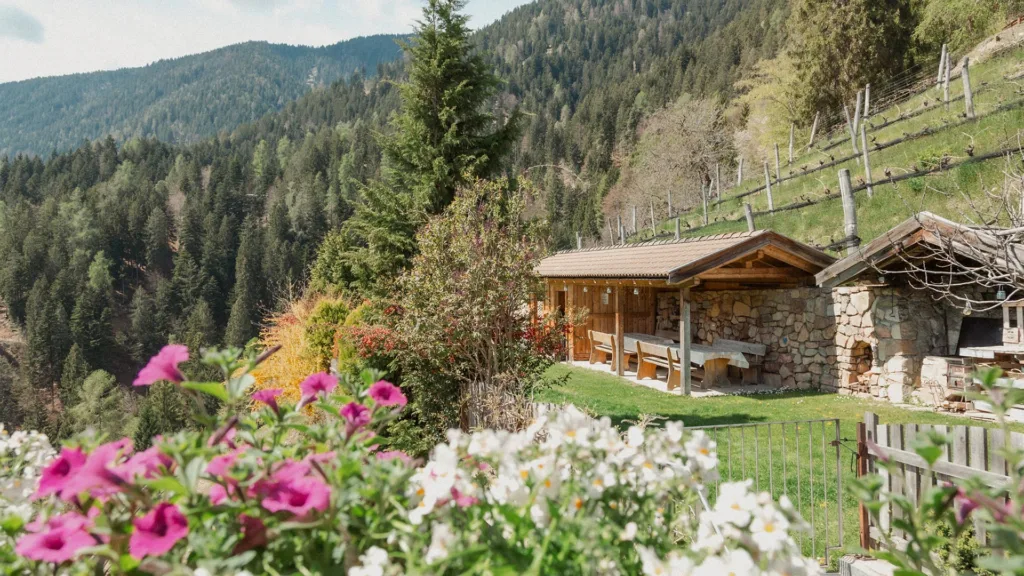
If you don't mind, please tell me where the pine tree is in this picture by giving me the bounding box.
[130,288,165,361]
[133,382,188,449]
[70,287,114,368]
[70,370,133,438]
[184,299,217,351]
[224,218,262,348]
[144,207,173,277]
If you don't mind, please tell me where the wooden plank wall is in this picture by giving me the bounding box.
[569,285,656,360]
[865,412,1017,546]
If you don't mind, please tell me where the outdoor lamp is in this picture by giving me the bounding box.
[633,287,640,295]
[997,286,1007,300]
[606,287,612,294]
[583,286,588,293]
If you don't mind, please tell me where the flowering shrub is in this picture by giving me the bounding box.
[1,344,821,575]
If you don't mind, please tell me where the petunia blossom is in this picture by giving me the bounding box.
[252,388,283,413]
[133,345,189,386]
[299,373,338,401]
[15,517,95,564]
[35,447,87,499]
[376,450,412,465]
[61,439,133,500]
[367,380,407,408]
[232,515,268,555]
[115,446,172,481]
[129,502,189,559]
[260,477,331,517]
[341,402,371,435]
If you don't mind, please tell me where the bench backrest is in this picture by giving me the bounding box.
[713,338,766,357]
[590,330,613,346]
[637,341,671,359]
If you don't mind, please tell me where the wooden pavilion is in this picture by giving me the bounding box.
[535,231,834,394]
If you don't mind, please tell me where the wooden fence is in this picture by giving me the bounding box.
[860,411,1020,548]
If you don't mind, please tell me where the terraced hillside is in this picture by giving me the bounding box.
[641,45,1024,254]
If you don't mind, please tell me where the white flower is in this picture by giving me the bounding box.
[620,521,638,541]
[750,506,791,553]
[684,432,717,473]
[637,546,669,576]
[694,548,756,576]
[348,546,390,576]
[665,421,684,444]
[426,523,456,564]
[769,555,823,576]
[626,426,645,448]
[711,480,757,527]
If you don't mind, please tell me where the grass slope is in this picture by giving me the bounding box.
[539,364,1022,562]
[645,47,1024,252]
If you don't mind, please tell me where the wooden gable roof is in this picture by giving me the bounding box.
[536,230,835,288]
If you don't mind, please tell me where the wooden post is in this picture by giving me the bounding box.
[844,104,859,155]
[680,286,691,396]
[617,216,623,244]
[788,124,795,163]
[962,56,975,119]
[860,124,874,198]
[744,203,755,231]
[937,44,947,85]
[674,217,681,240]
[566,285,576,362]
[839,168,858,254]
[763,162,774,213]
[807,112,820,150]
[857,421,871,550]
[702,181,709,226]
[576,232,582,249]
[715,163,721,200]
[614,287,625,377]
[606,221,613,245]
[852,89,863,135]
[863,84,871,120]
[649,199,656,235]
[529,293,538,326]
[631,206,637,234]
[667,190,673,218]
[737,157,744,185]
[774,143,781,182]
[943,52,951,106]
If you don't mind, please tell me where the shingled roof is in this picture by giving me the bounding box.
[536,230,834,285]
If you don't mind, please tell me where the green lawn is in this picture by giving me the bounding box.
[537,364,1019,564]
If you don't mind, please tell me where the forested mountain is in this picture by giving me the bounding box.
[0,35,406,157]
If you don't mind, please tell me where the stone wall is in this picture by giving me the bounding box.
[654,284,971,402]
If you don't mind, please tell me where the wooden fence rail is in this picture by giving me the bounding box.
[861,411,1022,549]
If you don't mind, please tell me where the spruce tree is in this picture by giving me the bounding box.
[69,370,133,438]
[333,0,522,290]
[144,207,173,277]
[224,218,262,348]
[133,382,188,449]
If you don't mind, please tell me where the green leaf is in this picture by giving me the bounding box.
[140,476,188,496]
[119,553,142,572]
[912,443,942,467]
[182,457,207,490]
[227,373,255,400]
[0,515,24,534]
[181,381,229,402]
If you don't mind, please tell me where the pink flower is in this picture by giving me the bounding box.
[340,402,371,435]
[15,514,95,563]
[61,439,133,500]
[451,487,478,508]
[115,447,172,481]
[299,372,338,400]
[206,449,245,478]
[260,477,331,517]
[129,502,189,559]
[35,447,87,499]
[375,450,412,465]
[252,388,283,413]
[368,380,407,408]
[306,451,337,465]
[209,483,230,505]
[134,345,189,386]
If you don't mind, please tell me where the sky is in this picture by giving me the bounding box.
[0,0,532,83]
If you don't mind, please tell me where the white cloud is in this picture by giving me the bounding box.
[0,5,44,43]
[0,0,532,83]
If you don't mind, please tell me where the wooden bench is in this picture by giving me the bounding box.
[714,338,767,384]
[636,341,681,390]
[588,330,613,365]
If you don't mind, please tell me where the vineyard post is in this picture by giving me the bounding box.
[844,104,859,155]
[943,50,951,107]
[863,83,871,119]
[839,168,859,254]
[774,143,782,182]
[716,163,721,201]
[788,124,795,163]
[860,124,874,198]
[744,203,756,232]
[650,199,656,235]
[807,112,819,150]
[674,218,681,240]
[936,44,947,85]
[962,57,975,119]
[852,89,863,135]
[702,181,709,226]
[763,162,774,213]
[737,156,744,185]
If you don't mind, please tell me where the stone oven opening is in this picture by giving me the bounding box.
[844,340,876,391]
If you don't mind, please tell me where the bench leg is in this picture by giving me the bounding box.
[668,369,680,390]
[703,358,731,388]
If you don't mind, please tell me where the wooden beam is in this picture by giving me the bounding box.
[762,245,822,273]
[615,287,625,377]
[697,267,804,281]
[680,286,691,396]
[566,284,576,362]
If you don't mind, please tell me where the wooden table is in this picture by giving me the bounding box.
[624,333,749,387]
